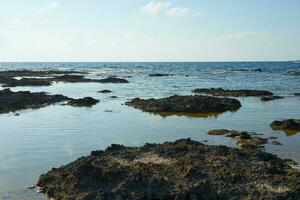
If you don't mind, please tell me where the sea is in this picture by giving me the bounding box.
[0,62,299,199]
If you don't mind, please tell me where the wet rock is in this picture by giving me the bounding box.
[98,77,129,83]
[98,90,112,93]
[193,88,273,97]
[294,93,300,96]
[0,70,129,87]
[286,71,300,76]
[271,119,300,131]
[110,96,118,99]
[0,89,71,114]
[261,95,284,101]
[36,139,300,200]
[125,95,241,115]
[67,97,99,107]
[208,129,230,135]
[271,140,283,145]
[148,73,172,77]
[0,77,52,87]
[230,68,262,72]
[208,129,270,149]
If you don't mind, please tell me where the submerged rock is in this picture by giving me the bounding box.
[271,119,300,131]
[148,73,172,77]
[36,138,300,200]
[193,88,273,97]
[207,129,278,149]
[67,97,99,107]
[98,90,112,93]
[294,93,300,96]
[125,95,241,115]
[0,89,71,114]
[98,77,129,83]
[230,68,262,72]
[286,71,300,76]
[261,95,284,101]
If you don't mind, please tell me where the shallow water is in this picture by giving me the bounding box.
[0,62,299,199]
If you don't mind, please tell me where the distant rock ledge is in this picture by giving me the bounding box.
[36,138,300,200]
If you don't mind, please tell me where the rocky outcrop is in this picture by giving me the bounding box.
[271,119,300,131]
[261,95,284,101]
[208,129,273,149]
[98,90,112,93]
[0,89,101,113]
[36,138,300,200]
[97,77,129,83]
[67,97,99,107]
[193,88,273,97]
[0,89,71,113]
[125,95,241,115]
[286,71,300,76]
[0,70,129,87]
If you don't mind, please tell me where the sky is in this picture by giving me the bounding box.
[0,0,299,62]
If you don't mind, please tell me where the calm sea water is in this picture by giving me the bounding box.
[0,62,299,199]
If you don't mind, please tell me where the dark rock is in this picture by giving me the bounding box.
[0,70,129,87]
[110,96,118,99]
[208,129,230,135]
[0,77,52,87]
[98,77,129,83]
[36,139,300,200]
[261,96,284,101]
[271,119,300,131]
[67,97,99,107]
[98,90,112,93]
[294,93,300,96]
[208,129,269,149]
[0,89,71,114]
[271,140,283,145]
[286,71,300,76]
[193,88,273,97]
[230,68,262,72]
[125,95,241,115]
[149,73,172,77]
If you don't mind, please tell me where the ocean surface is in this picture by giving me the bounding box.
[0,62,299,199]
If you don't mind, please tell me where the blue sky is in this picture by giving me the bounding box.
[0,0,299,61]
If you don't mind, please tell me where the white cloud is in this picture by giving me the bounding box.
[140,1,171,15]
[212,31,266,41]
[37,2,61,14]
[166,6,188,17]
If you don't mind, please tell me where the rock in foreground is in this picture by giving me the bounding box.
[0,89,70,114]
[271,119,300,131]
[193,88,273,97]
[125,95,241,114]
[36,139,300,200]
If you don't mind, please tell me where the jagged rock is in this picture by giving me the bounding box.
[261,95,284,101]
[125,95,241,115]
[271,119,300,131]
[0,89,71,113]
[193,88,273,97]
[67,97,99,107]
[36,139,300,200]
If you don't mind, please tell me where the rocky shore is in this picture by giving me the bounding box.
[125,95,241,115]
[36,138,300,200]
